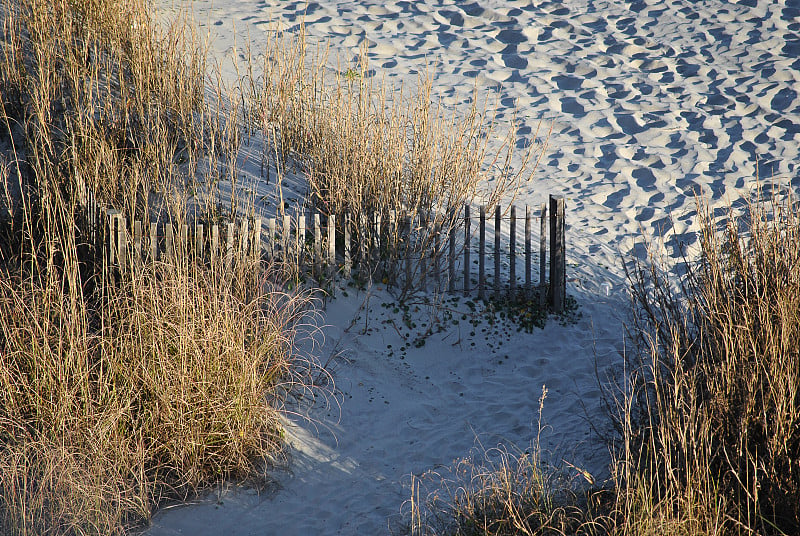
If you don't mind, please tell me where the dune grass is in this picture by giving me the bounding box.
[617,189,800,535]
[406,190,800,536]
[0,0,544,531]
[0,0,318,533]
[405,387,602,536]
[244,29,545,289]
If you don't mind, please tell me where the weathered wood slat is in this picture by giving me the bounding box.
[150,222,158,262]
[134,220,142,270]
[510,205,516,296]
[296,214,304,269]
[463,204,470,296]
[327,214,336,278]
[344,212,352,278]
[494,206,501,300]
[253,218,262,263]
[448,210,456,293]
[525,206,531,292]
[211,224,219,265]
[540,203,547,307]
[550,195,566,313]
[314,212,322,278]
[226,222,234,269]
[479,205,486,300]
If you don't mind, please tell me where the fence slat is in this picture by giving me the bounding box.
[434,215,442,292]
[226,222,234,270]
[133,220,142,270]
[296,213,304,270]
[314,212,321,278]
[196,223,204,260]
[240,218,250,259]
[479,205,486,300]
[494,205,501,300]
[404,214,412,292]
[181,224,188,263]
[419,213,427,291]
[211,224,219,265]
[328,214,336,280]
[282,214,291,262]
[359,213,367,275]
[525,206,531,293]
[464,204,470,296]
[344,212,352,279]
[165,224,174,262]
[510,205,516,296]
[150,222,157,262]
[374,213,382,278]
[449,210,456,293]
[550,195,566,313]
[253,218,262,264]
[268,218,276,261]
[540,203,547,307]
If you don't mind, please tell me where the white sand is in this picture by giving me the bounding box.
[145,0,800,533]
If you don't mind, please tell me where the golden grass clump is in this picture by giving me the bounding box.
[618,189,800,535]
[0,0,318,533]
[0,265,313,534]
[405,388,601,536]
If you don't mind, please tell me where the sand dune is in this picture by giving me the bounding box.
[147,0,800,533]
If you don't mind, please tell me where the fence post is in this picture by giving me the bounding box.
[434,214,442,292]
[344,212,352,279]
[226,222,235,270]
[463,204,470,296]
[314,212,322,279]
[165,223,174,262]
[510,205,516,296]
[268,218,276,261]
[328,214,336,282]
[240,218,250,261]
[211,224,219,266]
[419,213,427,292]
[196,223,204,261]
[133,220,142,271]
[404,214,412,292]
[494,206,501,300]
[358,213,367,277]
[181,224,188,264]
[296,213,304,272]
[478,205,486,300]
[149,222,158,263]
[253,217,262,265]
[106,209,123,276]
[448,209,456,293]
[539,203,547,307]
[389,210,397,283]
[525,206,531,294]
[282,214,291,263]
[374,212,382,277]
[549,195,566,313]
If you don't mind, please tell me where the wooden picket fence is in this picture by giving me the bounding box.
[90,195,568,311]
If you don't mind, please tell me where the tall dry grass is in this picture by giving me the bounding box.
[405,387,602,536]
[245,30,546,288]
[0,0,319,533]
[0,265,314,534]
[615,189,800,535]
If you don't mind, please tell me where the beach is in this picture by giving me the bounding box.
[143,1,800,534]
